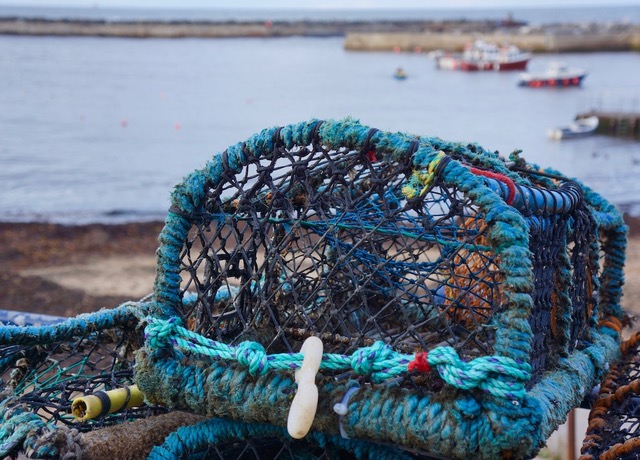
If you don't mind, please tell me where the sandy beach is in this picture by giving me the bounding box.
[0,221,163,317]
[1,216,639,320]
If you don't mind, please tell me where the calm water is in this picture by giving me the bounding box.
[0,34,639,223]
[1,5,639,25]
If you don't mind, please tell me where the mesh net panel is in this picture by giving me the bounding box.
[525,207,597,385]
[580,334,640,460]
[177,143,503,390]
[567,205,597,349]
[0,321,166,432]
[193,436,415,460]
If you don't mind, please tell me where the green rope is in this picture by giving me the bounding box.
[144,317,531,400]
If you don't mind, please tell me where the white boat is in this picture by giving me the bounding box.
[548,116,599,140]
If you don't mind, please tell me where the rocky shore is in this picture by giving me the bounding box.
[0,221,163,317]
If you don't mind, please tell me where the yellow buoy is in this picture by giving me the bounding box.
[71,384,144,421]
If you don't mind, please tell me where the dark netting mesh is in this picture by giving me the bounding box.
[0,319,167,432]
[190,436,417,460]
[176,143,502,386]
[196,437,348,460]
[567,205,598,349]
[526,212,568,381]
[580,333,640,460]
[525,202,596,385]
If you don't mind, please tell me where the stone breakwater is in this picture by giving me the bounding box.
[345,30,640,53]
[0,17,525,38]
[344,21,640,53]
[0,17,640,53]
[0,17,638,52]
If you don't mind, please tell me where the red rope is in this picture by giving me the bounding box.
[408,352,431,373]
[366,149,377,163]
[469,167,517,205]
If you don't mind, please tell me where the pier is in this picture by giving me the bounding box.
[344,30,640,53]
[579,111,640,138]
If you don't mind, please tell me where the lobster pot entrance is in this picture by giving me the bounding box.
[176,142,503,382]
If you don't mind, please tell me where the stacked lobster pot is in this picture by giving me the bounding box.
[580,332,640,460]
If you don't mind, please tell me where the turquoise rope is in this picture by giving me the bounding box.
[135,350,543,459]
[0,404,58,458]
[144,317,531,400]
[148,417,414,460]
[0,302,144,346]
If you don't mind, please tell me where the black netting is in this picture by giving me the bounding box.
[193,436,423,460]
[0,324,167,431]
[526,206,598,384]
[527,212,567,383]
[177,144,503,381]
[568,205,598,349]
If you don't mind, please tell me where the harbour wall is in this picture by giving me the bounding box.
[344,31,640,53]
[0,18,517,38]
[0,17,638,53]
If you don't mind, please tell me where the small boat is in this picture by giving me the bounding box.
[393,68,407,80]
[435,40,531,72]
[548,116,599,140]
[519,62,587,88]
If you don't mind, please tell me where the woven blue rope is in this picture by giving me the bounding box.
[0,404,58,458]
[0,302,143,347]
[148,418,413,460]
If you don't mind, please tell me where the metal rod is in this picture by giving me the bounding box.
[567,409,576,460]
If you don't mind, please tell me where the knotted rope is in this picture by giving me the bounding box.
[0,404,59,458]
[401,151,447,199]
[145,316,531,400]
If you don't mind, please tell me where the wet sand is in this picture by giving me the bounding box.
[0,221,163,317]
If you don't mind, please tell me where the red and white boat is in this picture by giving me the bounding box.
[435,40,531,72]
[518,62,588,88]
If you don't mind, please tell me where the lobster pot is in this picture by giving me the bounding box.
[140,119,628,460]
[0,305,173,458]
[580,332,640,460]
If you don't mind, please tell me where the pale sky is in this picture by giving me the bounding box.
[2,0,640,8]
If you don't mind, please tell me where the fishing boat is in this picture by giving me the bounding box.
[548,116,599,140]
[435,40,531,72]
[519,62,587,88]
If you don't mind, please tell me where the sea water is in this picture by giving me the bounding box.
[1,5,639,25]
[0,10,639,223]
